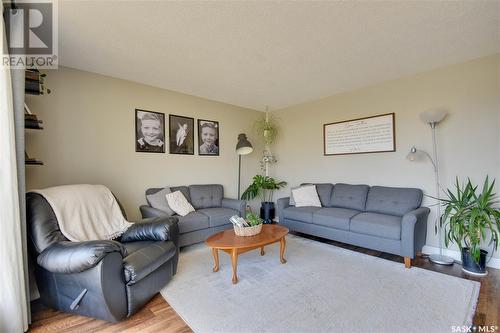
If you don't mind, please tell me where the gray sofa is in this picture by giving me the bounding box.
[277,183,430,267]
[140,184,245,247]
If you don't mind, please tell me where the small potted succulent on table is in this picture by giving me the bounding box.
[230,212,263,236]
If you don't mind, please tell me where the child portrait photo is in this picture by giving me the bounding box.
[198,119,219,156]
[169,114,194,155]
[135,109,165,153]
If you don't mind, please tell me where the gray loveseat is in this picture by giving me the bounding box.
[277,183,430,267]
[140,184,245,247]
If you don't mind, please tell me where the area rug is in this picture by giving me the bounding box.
[161,235,480,333]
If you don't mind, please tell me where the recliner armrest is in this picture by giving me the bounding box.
[221,198,246,217]
[121,217,179,242]
[140,205,170,219]
[123,241,177,284]
[37,240,127,274]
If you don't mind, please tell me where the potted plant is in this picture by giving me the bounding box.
[253,112,279,146]
[254,112,280,175]
[241,175,287,224]
[439,176,500,275]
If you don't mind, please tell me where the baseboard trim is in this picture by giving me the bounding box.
[422,245,500,269]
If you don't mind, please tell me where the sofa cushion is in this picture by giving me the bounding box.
[189,184,223,209]
[365,186,423,216]
[312,208,360,231]
[123,241,176,284]
[198,207,237,228]
[350,212,402,240]
[177,211,209,233]
[146,187,174,216]
[282,206,322,223]
[170,186,191,203]
[292,185,322,207]
[330,184,369,211]
[298,183,334,207]
[166,191,195,216]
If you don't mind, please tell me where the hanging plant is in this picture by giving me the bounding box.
[253,112,279,146]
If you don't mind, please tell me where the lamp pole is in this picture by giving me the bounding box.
[428,122,454,265]
[408,110,453,265]
[238,154,242,199]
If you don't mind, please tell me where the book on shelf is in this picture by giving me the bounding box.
[25,106,43,129]
[25,113,38,120]
[25,80,40,91]
[25,85,51,95]
[25,119,43,129]
[25,68,46,81]
[25,69,50,95]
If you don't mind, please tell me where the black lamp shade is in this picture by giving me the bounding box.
[236,133,253,155]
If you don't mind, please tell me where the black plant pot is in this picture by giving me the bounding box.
[461,247,488,276]
[260,202,275,224]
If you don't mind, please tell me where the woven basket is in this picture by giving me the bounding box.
[234,224,262,237]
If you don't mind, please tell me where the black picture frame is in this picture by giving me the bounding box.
[197,119,220,156]
[169,114,194,155]
[135,109,165,153]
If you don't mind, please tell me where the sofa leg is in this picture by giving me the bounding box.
[404,257,412,268]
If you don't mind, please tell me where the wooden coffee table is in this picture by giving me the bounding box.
[205,224,289,284]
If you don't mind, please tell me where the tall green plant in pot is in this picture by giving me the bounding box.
[241,175,287,224]
[439,177,500,275]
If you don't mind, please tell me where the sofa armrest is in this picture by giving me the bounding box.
[140,205,170,219]
[121,216,179,242]
[222,198,246,217]
[277,197,291,222]
[37,240,127,274]
[401,207,430,258]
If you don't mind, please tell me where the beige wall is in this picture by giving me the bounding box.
[26,56,500,259]
[271,54,500,258]
[26,67,263,220]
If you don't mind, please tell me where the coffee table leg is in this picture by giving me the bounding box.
[280,237,287,264]
[212,248,219,272]
[231,248,238,284]
[260,246,265,256]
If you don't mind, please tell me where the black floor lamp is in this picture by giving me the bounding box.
[236,133,253,199]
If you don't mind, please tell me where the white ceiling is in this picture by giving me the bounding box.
[59,1,500,111]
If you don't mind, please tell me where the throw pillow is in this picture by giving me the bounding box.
[166,190,195,216]
[146,187,175,216]
[289,186,300,206]
[292,185,322,207]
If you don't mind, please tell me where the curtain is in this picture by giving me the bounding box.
[0,10,29,333]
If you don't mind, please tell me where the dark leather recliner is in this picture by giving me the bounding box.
[26,192,180,322]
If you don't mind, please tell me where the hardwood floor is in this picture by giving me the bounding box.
[29,233,499,332]
[29,295,192,333]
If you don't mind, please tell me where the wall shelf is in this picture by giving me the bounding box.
[25,69,50,167]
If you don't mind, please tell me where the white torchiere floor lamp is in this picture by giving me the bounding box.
[407,109,454,266]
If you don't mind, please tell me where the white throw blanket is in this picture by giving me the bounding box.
[31,184,133,242]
